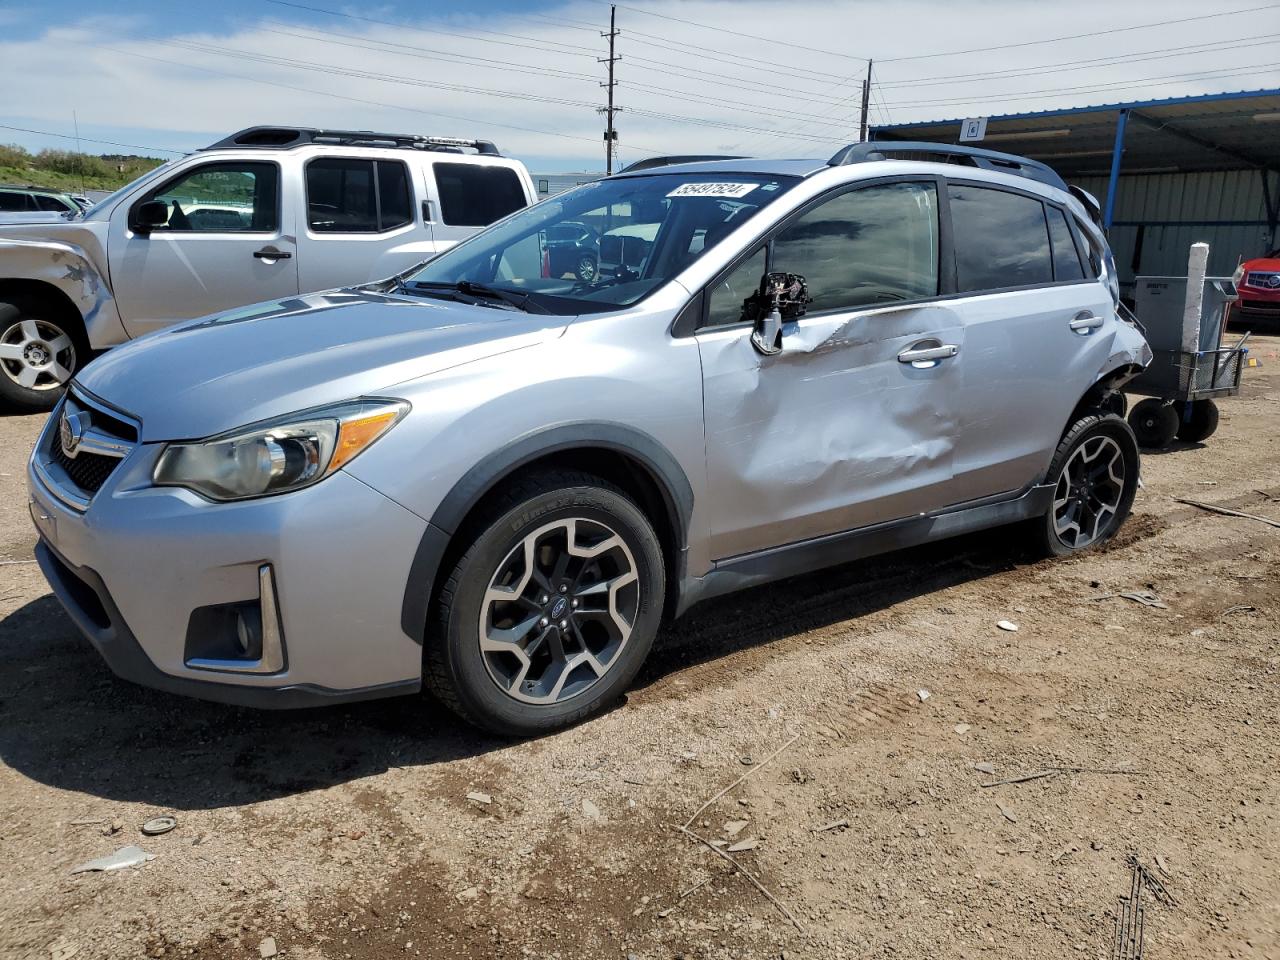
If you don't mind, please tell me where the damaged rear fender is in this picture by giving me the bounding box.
[0,239,126,348]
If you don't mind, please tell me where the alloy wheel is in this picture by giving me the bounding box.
[0,317,76,391]
[479,517,639,705]
[1052,435,1126,548]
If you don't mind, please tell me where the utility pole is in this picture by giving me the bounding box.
[859,59,873,142]
[600,4,620,174]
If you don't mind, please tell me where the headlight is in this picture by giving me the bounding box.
[154,398,408,501]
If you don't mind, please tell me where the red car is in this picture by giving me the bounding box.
[1233,247,1280,323]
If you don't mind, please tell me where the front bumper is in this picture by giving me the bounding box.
[28,416,431,708]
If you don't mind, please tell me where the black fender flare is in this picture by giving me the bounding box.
[399,422,695,642]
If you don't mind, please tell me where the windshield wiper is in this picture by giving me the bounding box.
[407,280,549,314]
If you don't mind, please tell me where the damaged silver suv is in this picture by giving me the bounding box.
[29,143,1150,736]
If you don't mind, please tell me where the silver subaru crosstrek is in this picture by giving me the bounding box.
[28,143,1150,735]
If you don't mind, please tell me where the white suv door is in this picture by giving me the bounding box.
[296,154,423,291]
[107,159,299,335]
[943,181,1116,503]
[696,179,965,560]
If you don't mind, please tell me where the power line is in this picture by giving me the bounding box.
[97,45,668,156]
[0,122,184,155]
[879,32,1280,89]
[256,23,598,83]
[619,29,856,85]
[602,1,869,64]
[265,0,593,58]
[879,62,1280,109]
[879,0,1280,62]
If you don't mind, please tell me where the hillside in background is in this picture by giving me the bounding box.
[0,144,166,193]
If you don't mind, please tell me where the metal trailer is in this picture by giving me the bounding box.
[1124,246,1251,448]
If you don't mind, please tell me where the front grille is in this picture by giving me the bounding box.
[37,390,139,508]
[1245,271,1279,290]
[50,442,119,494]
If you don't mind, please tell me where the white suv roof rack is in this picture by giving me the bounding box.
[202,126,502,157]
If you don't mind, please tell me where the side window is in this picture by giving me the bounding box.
[0,192,25,211]
[948,184,1053,291]
[144,162,279,232]
[771,181,939,313]
[306,158,413,233]
[1046,206,1085,282]
[705,245,766,327]
[35,195,69,212]
[433,163,527,227]
[1072,216,1100,278]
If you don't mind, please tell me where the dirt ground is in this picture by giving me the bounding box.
[1,336,1278,960]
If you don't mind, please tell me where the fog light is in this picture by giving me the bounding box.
[234,608,262,657]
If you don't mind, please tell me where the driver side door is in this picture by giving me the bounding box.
[695,178,966,561]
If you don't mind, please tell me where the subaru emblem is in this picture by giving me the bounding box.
[59,410,89,458]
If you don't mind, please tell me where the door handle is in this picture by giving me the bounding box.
[898,343,959,368]
[1069,313,1103,333]
[253,248,292,260]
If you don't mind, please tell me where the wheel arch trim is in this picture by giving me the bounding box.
[399,422,695,643]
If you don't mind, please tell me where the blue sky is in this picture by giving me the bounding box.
[1,1,1277,173]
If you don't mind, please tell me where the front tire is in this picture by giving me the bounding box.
[424,470,665,736]
[1032,412,1140,557]
[0,296,85,412]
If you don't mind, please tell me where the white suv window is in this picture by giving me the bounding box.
[433,163,526,226]
[948,184,1053,291]
[142,162,280,233]
[306,157,412,233]
[773,181,939,314]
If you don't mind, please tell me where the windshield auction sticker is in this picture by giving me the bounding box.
[667,182,760,199]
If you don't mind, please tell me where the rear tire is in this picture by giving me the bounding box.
[1175,399,1219,443]
[1128,398,1179,449]
[424,470,665,736]
[1031,412,1140,558]
[0,296,86,412]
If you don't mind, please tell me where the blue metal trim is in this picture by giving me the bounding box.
[1103,109,1129,230]
[868,87,1280,132]
[1110,219,1270,227]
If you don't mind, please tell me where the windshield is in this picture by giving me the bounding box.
[408,172,798,314]
[81,159,183,220]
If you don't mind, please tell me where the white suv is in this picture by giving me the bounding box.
[0,126,536,409]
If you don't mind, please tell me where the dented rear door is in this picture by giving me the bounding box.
[695,178,963,562]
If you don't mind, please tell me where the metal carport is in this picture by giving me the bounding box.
[871,89,1280,290]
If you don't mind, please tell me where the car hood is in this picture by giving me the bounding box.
[1242,256,1280,273]
[76,289,569,441]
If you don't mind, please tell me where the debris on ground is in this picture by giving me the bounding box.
[813,819,849,833]
[997,620,1019,632]
[1219,604,1256,617]
[996,802,1018,824]
[974,762,996,775]
[69,846,155,874]
[258,936,278,959]
[723,819,748,836]
[581,799,601,819]
[1173,497,1280,529]
[979,764,1144,788]
[465,791,492,805]
[954,723,971,735]
[140,816,176,836]
[727,837,761,853]
[917,688,931,701]
[48,936,79,960]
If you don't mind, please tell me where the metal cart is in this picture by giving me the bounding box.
[1123,264,1251,448]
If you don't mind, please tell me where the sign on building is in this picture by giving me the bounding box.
[959,118,988,143]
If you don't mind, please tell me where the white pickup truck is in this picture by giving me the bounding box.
[0,126,537,409]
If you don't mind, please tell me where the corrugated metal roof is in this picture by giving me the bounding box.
[871,88,1280,177]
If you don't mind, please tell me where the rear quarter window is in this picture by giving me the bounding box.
[433,163,528,227]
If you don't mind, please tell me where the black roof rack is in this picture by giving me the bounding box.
[202,126,501,156]
[828,141,1066,191]
[618,154,745,173]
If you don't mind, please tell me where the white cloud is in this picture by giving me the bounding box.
[1,0,1276,170]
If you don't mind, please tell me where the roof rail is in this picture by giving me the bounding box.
[828,141,1066,191]
[618,154,745,173]
[202,126,501,156]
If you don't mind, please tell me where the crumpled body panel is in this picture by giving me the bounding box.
[0,235,126,347]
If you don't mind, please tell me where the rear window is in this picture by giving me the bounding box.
[0,192,27,211]
[948,184,1053,291]
[433,163,527,227]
